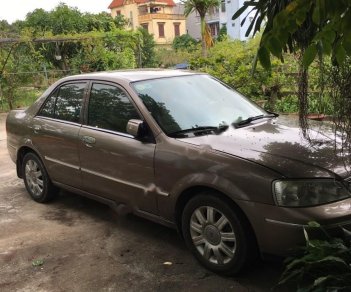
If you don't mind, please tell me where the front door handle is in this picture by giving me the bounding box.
[82,136,96,147]
[33,125,41,133]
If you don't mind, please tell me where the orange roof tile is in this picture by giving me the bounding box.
[108,0,123,8]
[108,0,175,9]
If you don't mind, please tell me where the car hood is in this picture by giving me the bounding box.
[177,116,351,179]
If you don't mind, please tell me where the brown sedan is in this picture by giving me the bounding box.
[6,70,351,274]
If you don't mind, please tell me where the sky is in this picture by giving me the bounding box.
[0,0,111,23]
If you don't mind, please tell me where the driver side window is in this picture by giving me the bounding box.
[87,83,140,134]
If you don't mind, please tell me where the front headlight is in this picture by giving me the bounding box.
[273,179,351,207]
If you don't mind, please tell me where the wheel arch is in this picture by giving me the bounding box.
[16,146,41,178]
[174,186,259,252]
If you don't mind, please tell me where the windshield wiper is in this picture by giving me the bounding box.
[168,124,229,138]
[234,113,278,128]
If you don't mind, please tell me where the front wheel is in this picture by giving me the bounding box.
[22,152,58,203]
[181,193,257,275]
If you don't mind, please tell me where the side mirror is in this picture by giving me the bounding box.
[126,119,144,138]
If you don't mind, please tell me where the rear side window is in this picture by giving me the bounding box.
[39,82,86,123]
[39,90,57,118]
[87,83,140,133]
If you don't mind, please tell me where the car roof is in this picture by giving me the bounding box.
[62,69,199,83]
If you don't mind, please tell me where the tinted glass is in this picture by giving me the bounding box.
[54,83,86,123]
[88,83,139,133]
[132,75,266,134]
[39,90,57,118]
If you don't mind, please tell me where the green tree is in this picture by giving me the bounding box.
[113,15,130,29]
[0,44,38,109]
[172,34,198,52]
[24,8,52,34]
[0,4,150,110]
[233,0,351,69]
[71,35,137,72]
[233,0,318,130]
[217,25,227,42]
[183,0,220,57]
[20,4,142,72]
[136,28,156,68]
[189,38,290,109]
[83,12,129,32]
[0,20,11,36]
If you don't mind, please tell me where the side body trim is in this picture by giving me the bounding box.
[45,157,169,197]
[45,156,80,170]
[81,167,169,197]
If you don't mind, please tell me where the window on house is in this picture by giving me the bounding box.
[129,11,133,27]
[116,10,121,16]
[221,1,226,12]
[209,22,220,37]
[174,23,180,37]
[151,6,161,13]
[158,22,165,38]
[141,23,149,32]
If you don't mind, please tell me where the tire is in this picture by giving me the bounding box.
[181,192,257,275]
[22,152,58,203]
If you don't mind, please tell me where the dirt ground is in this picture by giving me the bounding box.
[0,112,283,292]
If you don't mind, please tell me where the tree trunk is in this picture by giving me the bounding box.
[200,16,207,58]
[297,52,309,136]
[7,90,14,110]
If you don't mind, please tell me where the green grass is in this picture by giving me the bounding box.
[0,88,44,112]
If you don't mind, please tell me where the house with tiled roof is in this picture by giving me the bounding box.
[108,0,186,45]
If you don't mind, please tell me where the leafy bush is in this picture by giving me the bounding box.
[189,37,336,114]
[277,222,351,291]
[155,48,195,68]
[136,27,157,68]
[217,25,227,42]
[275,95,299,113]
[172,34,198,52]
[189,38,290,107]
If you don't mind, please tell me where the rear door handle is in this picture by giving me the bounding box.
[82,136,96,147]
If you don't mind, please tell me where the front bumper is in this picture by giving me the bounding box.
[236,198,351,256]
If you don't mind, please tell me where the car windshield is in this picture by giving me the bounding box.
[132,74,266,136]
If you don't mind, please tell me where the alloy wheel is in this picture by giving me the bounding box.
[190,206,236,265]
[25,159,44,197]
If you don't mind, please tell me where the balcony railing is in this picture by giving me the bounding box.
[138,13,186,22]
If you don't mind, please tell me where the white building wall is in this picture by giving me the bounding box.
[175,3,202,40]
[220,0,254,40]
[238,0,255,40]
[179,0,256,41]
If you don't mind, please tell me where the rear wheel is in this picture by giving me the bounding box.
[182,193,256,275]
[22,152,58,203]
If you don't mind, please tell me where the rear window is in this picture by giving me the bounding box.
[39,82,86,123]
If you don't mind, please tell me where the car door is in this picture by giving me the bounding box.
[32,81,87,188]
[79,82,157,214]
